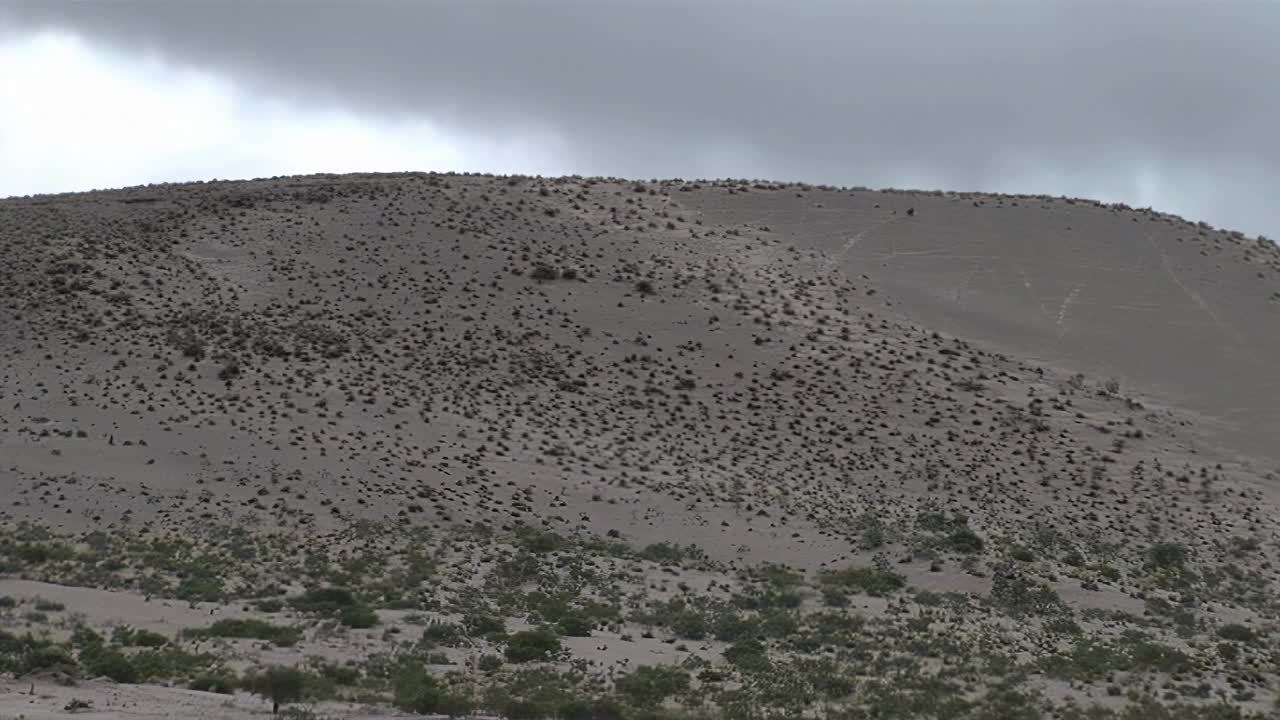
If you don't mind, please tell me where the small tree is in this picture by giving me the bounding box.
[245,665,305,715]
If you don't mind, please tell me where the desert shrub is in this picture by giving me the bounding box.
[70,625,104,648]
[635,280,655,295]
[530,265,559,281]
[1116,699,1247,720]
[1216,623,1256,643]
[945,528,985,554]
[668,609,708,640]
[723,638,770,672]
[853,512,889,550]
[313,660,361,686]
[1123,636,1195,674]
[822,588,851,607]
[112,626,168,647]
[758,609,801,638]
[504,628,563,663]
[989,567,1064,617]
[515,527,565,554]
[175,574,226,602]
[477,654,504,672]
[189,671,239,694]
[637,541,690,564]
[462,612,506,638]
[80,644,139,683]
[1008,545,1036,562]
[1148,542,1189,570]
[614,665,691,707]
[392,667,472,715]
[557,613,594,637]
[1039,639,1124,681]
[338,605,378,629]
[129,647,220,681]
[255,599,285,613]
[733,588,804,610]
[556,698,624,720]
[244,665,306,715]
[423,622,465,647]
[819,567,906,596]
[916,508,966,533]
[0,596,15,608]
[183,618,302,647]
[807,611,866,639]
[5,633,76,674]
[756,564,805,589]
[710,610,758,642]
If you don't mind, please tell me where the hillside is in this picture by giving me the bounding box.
[1,173,1279,719]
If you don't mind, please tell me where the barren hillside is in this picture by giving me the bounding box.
[2,173,1278,719]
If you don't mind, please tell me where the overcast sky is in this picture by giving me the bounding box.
[2,1,1277,239]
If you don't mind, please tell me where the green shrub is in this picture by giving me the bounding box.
[129,646,220,681]
[723,638,770,672]
[945,528,985,554]
[1148,542,1189,570]
[710,611,757,642]
[557,614,594,637]
[1125,638,1194,674]
[463,612,506,637]
[392,668,473,715]
[819,567,906,596]
[637,542,688,564]
[505,628,563,663]
[477,654,504,672]
[112,626,168,647]
[666,609,708,640]
[1216,624,1256,643]
[423,622,465,647]
[81,645,139,683]
[244,665,306,715]
[990,568,1064,617]
[338,605,378,629]
[515,527,565,554]
[822,588,850,607]
[70,625,104,648]
[189,671,239,694]
[255,599,285,613]
[315,660,361,686]
[24,643,78,673]
[614,665,691,707]
[1009,546,1036,562]
[184,619,302,647]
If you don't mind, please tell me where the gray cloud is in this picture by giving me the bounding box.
[4,1,1279,237]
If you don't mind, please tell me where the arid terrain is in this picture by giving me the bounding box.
[2,172,1279,719]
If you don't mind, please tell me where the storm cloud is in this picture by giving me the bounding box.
[2,1,1278,238]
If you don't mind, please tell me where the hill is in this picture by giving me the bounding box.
[1,173,1278,719]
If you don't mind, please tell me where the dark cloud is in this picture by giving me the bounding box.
[4,1,1279,237]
